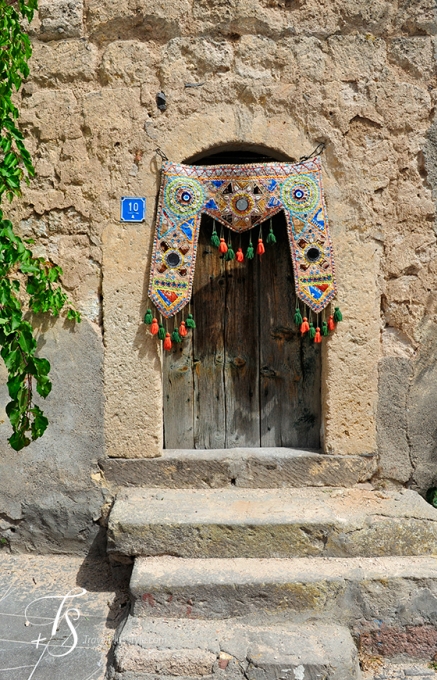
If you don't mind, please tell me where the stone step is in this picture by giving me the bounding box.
[107,486,437,559]
[130,555,437,627]
[100,448,376,489]
[111,616,360,680]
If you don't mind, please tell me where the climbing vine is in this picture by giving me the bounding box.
[0,0,80,451]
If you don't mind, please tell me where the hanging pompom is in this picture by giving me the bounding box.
[314,327,322,343]
[158,324,166,341]
[225,245,235,261]
[246,241,255,259]
[211,227,220,249]
[309,322,316,339]
[328,315,335,331]
[236,247,244,263]
[186,313,196,329]
[144,309,153,325]
[150,318,159,335]
[266,225,276,245]
[322,321,329,336]
[218,237,228,254]
[163,332,172,351]
[294,308,303,326]
[300,317,309,334]
[257,238,265,255]
[172,328,182,343]
[334,306,343,322]
[179,321,188,337]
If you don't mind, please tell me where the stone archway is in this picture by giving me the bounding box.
[103,108,380,459]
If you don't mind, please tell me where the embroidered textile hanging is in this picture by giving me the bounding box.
[146,156,341,347]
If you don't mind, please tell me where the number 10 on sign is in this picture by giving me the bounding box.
[120,197,146,222]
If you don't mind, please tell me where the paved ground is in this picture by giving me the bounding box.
[0,552,129,680]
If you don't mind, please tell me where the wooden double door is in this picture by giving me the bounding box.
[163,212,321,449]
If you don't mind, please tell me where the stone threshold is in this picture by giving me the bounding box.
[100,448,377,488]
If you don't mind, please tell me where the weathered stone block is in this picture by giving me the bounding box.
[377,357,413,484]
[87,0,191,42]
[373,81,432,132]
[326,35,387,82]
[408,331,437,492]
[82,89,141,141]
[388,37,435,79]
[113,618,360,680]
[107,487,437,558]
[0,318,105,553]
[100,449,377,489]
[20,90,81,142]
[38,0,84,41]
[130,555,437,624]
[101,42,159,86]
[31,40,98,83]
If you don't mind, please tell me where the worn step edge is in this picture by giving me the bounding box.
[130,555,437,624]
[111,616,360,680]
[107,487,437,559]
[100,448,377,489]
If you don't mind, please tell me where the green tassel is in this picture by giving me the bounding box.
[294,308,303,326]
[266,226,276,245]
[334,306,343,322]
[211,230,220,249]
[246,242,255,260]
[144,309,153,325]
[225,246,235,261]
[309,322,316,339]
[158,324,166,340]
[171,328,182,343]
[322,321,329,336]
[186,313,196,329]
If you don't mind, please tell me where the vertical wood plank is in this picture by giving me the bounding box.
[223,237,260,447]
[163,328,194,449]
[192,218,227,449]
[259,214,321,449]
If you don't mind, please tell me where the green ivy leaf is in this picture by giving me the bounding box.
[6,373,23,399]
[36,375,52,398]
[5,399,22,427]
[0,0,81,451]
[30,405,48,440]
[9,432,27,451]
[32,356,50,375]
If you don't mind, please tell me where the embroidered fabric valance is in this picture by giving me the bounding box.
[145,156,341,348]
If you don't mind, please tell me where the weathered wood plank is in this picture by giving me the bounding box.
[223,235,260,447]
[192,218,226,449]
[163,324,194,449]
[259,214,321,449]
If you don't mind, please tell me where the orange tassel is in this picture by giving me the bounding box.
[151,318,159,335]
[163,332,172,351]
[314,327,322,343]
[236,247,244,263]
[179,321,188,337]
[300,317,310,334]
[328,315,335,331]
[218,237,228,254]
[257,238,265,255]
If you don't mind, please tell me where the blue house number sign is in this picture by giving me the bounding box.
[120,197,146,222]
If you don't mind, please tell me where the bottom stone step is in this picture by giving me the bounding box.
[110,617,360,680]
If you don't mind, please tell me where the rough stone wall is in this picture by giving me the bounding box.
[0,0,436,550]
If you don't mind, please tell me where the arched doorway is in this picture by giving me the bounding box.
[162,149,321,449]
